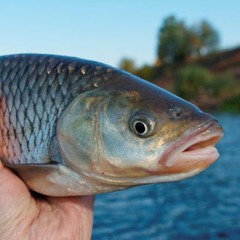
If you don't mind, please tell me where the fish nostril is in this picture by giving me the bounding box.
[169,106,184,119]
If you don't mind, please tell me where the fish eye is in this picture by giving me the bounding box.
[130,113,155,138]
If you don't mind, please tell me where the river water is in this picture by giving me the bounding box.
[92,114,240,240]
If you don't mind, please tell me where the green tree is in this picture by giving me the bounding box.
[191,20,219,56]
[136,65,156,80]
[157,16,191,64]
[119,58,136,74]
[157,16,220,64]
[175,65,213,100]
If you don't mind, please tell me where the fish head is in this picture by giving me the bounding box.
[57,72,224,189]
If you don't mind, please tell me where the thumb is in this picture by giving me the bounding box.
[0,162,34,229]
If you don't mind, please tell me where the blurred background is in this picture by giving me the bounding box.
[1,1,240,239]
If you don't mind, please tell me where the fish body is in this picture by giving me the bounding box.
[0,54,223,196]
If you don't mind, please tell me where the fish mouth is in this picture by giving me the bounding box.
[157,120,224,174]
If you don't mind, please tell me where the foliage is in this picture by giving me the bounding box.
[175,65,213,100]
[216,72,240,112]
[118,58,136,74]
[157,16,191,64]
[211,72,237,98]
[220,95,240,113]
[119,59,156,81]
[136,65,157,80]
[157,16,219,64]
[191,20,219,56]
[175,65,240,111]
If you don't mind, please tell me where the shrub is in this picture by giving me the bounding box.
[175,65,213,100]
[220,95,240,113]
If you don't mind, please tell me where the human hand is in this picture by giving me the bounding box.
[0,162,95,240]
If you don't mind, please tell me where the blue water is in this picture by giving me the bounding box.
[93,114,240,240]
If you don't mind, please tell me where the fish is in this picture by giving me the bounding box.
[0,54,224,196]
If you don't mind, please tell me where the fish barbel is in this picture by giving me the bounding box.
[0,54,224,196]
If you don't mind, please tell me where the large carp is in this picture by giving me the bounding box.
[0,54,223,196]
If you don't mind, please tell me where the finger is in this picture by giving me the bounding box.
[0,162,34,224]
[47,195,95,239]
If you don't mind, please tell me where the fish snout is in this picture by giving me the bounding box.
[156,117,224,175]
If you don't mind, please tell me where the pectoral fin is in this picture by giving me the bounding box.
[5,163,96,196]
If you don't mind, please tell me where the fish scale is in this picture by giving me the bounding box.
[0,54,112,165]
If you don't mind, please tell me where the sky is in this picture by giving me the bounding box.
[0,0,239,67]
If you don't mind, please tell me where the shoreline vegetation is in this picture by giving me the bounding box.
[119,16,240,113]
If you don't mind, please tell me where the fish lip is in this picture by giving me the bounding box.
[160,119,224,170]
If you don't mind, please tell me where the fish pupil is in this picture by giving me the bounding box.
[134,121,147,135]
